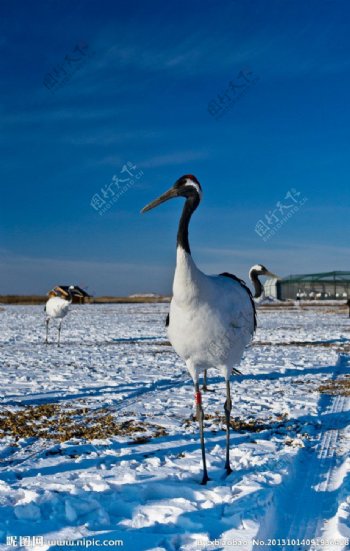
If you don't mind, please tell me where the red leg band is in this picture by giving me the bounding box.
[195,391,202,405]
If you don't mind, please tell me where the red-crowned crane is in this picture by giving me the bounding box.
[248,264,278,301]
[141,175,257,484]
[45,286,75,345]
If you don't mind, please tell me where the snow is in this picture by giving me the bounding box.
[0,303,350,550]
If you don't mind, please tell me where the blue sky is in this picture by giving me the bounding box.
[1,0,350,295]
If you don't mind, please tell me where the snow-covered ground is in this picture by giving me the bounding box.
[0,304,350,551]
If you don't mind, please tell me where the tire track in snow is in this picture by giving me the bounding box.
[253,354,350,551]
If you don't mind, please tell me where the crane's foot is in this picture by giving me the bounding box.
[224,464,233,477]
[200,471,210,485]
[202,385,215,393]
[232,368,242,376]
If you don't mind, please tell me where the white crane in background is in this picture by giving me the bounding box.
[45,286,75,345]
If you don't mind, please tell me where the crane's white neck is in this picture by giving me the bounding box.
[173,247,205,303]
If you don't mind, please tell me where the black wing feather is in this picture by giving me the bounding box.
[220,272,257,332]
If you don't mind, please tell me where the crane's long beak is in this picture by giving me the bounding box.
[141,187,178,213]
[265,271,279,278]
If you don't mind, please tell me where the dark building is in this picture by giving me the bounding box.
[48,286,92,304]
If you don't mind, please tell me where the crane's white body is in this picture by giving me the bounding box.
[45,296,71,319]
[45,293,73,345]
[168,248,255,382]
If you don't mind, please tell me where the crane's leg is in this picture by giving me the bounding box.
[45,319,49,344]
[203,369,241,392]
[202,369,209,391]
[224,379,232,475]
[202,370,214,392]
[58,321,62,346]
[195,382,210,485]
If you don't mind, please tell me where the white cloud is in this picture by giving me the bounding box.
[141,150,209,168]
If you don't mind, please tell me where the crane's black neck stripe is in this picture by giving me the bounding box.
[177,195,200,254]
[220,272,257,331]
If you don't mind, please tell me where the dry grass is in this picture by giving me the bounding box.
[254,340,348,348]
[258,303,349,314]
[318,377,350,396]
[182,412,311,440]
[258,303,296,309]
[93,296,170,304]
[0,295,171,305]
[229,417,269,432]
[183,413,269,433]
[0,295,47,305]
[0,404,168,442]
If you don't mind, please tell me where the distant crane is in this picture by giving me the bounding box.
[202,264,277,391]
[142,175,257,484]
[248,264,278,300]
[45,286,75,345]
